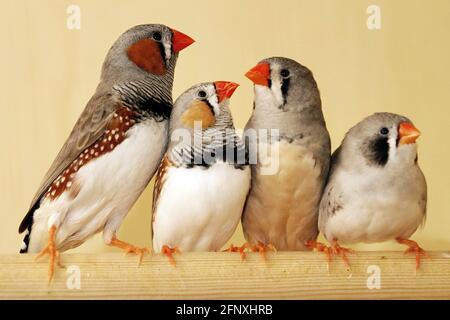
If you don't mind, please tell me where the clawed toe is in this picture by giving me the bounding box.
[34,225,63,283]
[397,238,428,271]
[109,236,150,266]
[306,240,333,269]
[250,242,277,261]
[162,245,180,267]
[307,240,354,271]
[223,243,249,260]
[331,240,354,271]
[125,246,150,265]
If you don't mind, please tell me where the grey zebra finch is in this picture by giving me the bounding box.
[241,57,331,258]
[317,113,427,271]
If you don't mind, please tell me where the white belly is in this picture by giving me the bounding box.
[242,141,324,250]
[28,119,168,252]
[152,162,250,252]
[324,170,425,244]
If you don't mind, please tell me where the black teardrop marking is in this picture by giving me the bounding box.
[281,78,290,105]
[158,42,167,67]
[369,136,389,166]
[204,99,215,116]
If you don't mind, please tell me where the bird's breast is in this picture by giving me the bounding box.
[243,141,325,250]
[324,166,426,243]
[152,162,250,252]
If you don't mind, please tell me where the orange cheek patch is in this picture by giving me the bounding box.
[127,39,166,75]
[181,100,216,129]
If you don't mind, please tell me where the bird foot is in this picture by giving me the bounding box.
[250,241,277,261]
[124,246,150,266]
[35,225,63,283]
[222,243,249,261]
[161,245,180,267]
[109,237,149,266]
[306,240,333,270]
[396,238,428,271]
[330,240,354,271]
[306,240,353,271]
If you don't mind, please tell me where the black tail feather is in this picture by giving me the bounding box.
[19,225,31,253]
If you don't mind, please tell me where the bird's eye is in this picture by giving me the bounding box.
[152,31,162,41]
[280,69,290,78]
[198,90,207,98]
[380,127,389,135]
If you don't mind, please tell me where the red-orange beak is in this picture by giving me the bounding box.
[215,81,239,103]
[170,28,195,53]
[398,122,421,145]
[245,63,270,86]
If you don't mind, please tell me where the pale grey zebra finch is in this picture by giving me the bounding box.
[152,81,250,265]
[318,113,427,271]
[241,57,331,257]
[19,24,194,281]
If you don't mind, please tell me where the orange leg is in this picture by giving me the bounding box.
[307,239,354,271]
[109,236,149,265]
[396,238,428,270]
[330,240,354,271]
[223,243,249,261]
[35,225,63,283]
[250,241,277,261]
[306,240,332,270]
[161,245,180,267]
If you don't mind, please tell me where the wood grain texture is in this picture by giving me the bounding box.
[1,251,450,299]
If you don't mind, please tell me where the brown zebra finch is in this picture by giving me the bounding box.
[318,113,427,271]
[18,24,194,281]
[241,57,331,258]
[151,81,250,265]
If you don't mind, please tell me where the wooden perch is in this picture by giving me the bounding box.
[1,251,450,299]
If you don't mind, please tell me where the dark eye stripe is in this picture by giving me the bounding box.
[368,136,389,166]
[157,42,167,66]
[204,99,215,116]
[281,78,290,105]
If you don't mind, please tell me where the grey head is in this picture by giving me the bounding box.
[98,24,195,107]
[244,57,328,140]
[167,81,246,167]
[339,112,421,169]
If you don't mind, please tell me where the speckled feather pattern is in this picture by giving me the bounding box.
[45,107,136,201]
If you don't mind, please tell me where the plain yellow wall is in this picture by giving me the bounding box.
[1,0,449,254]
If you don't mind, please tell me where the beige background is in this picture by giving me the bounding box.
[0,0,449,254]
